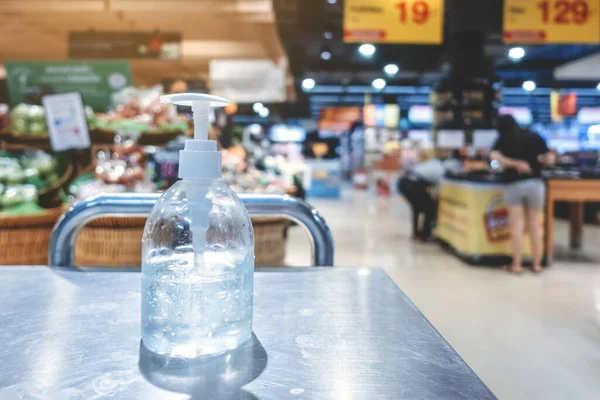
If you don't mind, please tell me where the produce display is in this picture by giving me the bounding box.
[91,85,188,134]
[0,151,60,213]
[7,85,188,138]
[71,136,154,201]
[9,103,95,137]
[222,147,298,195]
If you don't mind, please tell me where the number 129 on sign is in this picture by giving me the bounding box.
[503,0,600,43]
[537,0,590,24]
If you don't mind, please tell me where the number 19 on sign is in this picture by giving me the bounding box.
[396,1,430,24]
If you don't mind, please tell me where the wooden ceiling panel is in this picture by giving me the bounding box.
[0,0,290,92]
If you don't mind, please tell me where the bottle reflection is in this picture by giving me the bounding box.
[139,333,266,399]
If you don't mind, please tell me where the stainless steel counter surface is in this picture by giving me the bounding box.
[0,267,495,400]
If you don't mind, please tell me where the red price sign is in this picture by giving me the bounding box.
[504,0,600,43]
[396,1,431,24]
[344,0,444,44]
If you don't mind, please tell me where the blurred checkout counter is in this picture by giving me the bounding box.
[437,168,600,266]
[437,172,543,266]
[434,130,600,266]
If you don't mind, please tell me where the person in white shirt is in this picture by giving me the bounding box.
[399,149,462,240]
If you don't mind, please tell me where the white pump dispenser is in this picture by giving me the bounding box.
[160,93,229,180]
[160,93,230,263]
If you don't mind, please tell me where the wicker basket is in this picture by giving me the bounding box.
[74,217,147,267]
[252,218,289,267]
[74,216,289,267]
[0,207,64,265]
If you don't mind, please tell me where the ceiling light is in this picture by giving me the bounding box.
[372,78,387,90]
[253,102,264,113]
[324,31,333,40]
[302,78,316,91]
[321,51,332,61]
[384,64,399,76]
[358,44,376,57]
[522,80,536,92]
[327,0,337,4]
[258,107,270,118]
[508,47,525,60]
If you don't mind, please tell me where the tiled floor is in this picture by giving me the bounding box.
[286,190,600,400]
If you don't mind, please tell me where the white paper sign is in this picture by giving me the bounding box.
[472,130,499,150]
[42,92,90,151]
[210,59,286,103]
[436,130,465,149]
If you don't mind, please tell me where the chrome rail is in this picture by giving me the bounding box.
[49,193,334,268]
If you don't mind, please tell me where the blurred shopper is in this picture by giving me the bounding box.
[491,115,554,274]
[399,149,461,240]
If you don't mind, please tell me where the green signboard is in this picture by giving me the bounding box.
[5,60,132,112]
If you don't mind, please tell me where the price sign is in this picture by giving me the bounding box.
[42,93,91,152]
[504,0,600,43]
[344,0,444,44]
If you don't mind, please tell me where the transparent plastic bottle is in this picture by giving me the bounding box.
[141,179,254,357]
[141,93,254,358]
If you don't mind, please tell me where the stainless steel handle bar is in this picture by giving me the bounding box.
[49,193,334,268]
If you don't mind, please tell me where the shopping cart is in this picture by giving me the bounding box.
[49,193,334,268]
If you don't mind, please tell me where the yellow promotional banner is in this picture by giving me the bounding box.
[504,0,600,43]
[344,0,444,44]
[437,181,543,257]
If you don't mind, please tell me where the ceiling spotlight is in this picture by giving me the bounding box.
[522,80,536,92]
[321,51,332,61]
[508,47,526,60]
[258,107,270,118]
[302,78,316,91]
[372,78,387,90]
[384,64,399,76]
[324,31,333,40]
[327,0,337,4]
[358,44,376,58]
[253,102,264,113]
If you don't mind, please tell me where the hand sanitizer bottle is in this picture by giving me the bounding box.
[141,93,254,358]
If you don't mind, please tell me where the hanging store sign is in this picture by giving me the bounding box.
[343,0,444,44]
[504,0,600,43]
[209,59,286,103]
[69,31,182,60]
[5,60,132,111]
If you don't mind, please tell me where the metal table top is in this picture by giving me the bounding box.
[0,267,495,400]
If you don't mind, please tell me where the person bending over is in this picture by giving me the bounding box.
[491,115,555,274]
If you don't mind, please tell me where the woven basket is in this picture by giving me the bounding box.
[0,207,64,265]
[252,218,289,267]
[74,217,147,267]
[74,216,289,267]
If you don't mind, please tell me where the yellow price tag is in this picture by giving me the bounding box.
[504,0,600,43]
[344,0,444,44]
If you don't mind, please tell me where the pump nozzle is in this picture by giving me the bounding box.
[160,93,229,142]
[159,93,230,270]
[160,93,229,180]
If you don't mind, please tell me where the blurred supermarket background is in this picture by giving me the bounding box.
[1,1,600,399]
